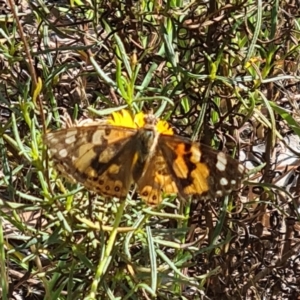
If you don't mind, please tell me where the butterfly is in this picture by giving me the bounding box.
[44,109,245,206]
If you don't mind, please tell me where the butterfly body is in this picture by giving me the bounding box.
[45,110,245,206]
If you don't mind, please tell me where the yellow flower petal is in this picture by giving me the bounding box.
[107,109,173,135]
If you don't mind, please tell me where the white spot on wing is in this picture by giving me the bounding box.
[216,190,223,197]
[220,177,228,186]
[216,152,227,171]
[92,130,104,144]
[65,131,76,144]
[58,148,68,158]
[47,135,58,144]
[238,164,245,174]
[49,149,58,155]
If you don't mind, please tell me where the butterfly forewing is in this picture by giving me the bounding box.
[159,135,245,199]
[45,125,139,198]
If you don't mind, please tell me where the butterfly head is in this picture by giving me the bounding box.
[143,113,158,127]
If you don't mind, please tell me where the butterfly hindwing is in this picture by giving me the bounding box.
[136,149,178,206]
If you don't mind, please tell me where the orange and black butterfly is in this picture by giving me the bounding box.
[44,110,245,206]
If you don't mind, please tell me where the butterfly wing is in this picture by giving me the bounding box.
[135,149,178,206]
[158,135,245,199]
[45,120,245,203]
[44,125,139,198]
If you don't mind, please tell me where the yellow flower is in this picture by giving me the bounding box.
[107,109,173,135]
